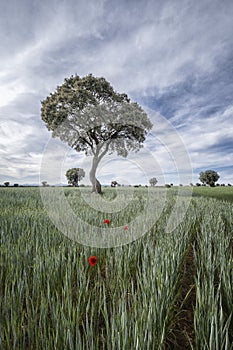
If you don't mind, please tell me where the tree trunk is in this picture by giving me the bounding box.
[89,142,111,194]
[89,157,102,194]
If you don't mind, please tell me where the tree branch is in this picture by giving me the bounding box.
[66,122,94,151]
[87,129,99,146]
[97,140,111,162]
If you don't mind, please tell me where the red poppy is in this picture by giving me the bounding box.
[88,256,97,266]
[124,225,128,230]
[104,219,110,225]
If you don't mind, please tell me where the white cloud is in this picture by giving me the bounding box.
[171,105,233,183]
[0,0,233,184]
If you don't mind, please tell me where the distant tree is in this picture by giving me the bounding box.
[190,183,194,187]
[179,184,183,187]
[149,177,158,187]
[14,184,19,187]
[66,168,85,187]
[199,170,220,187]
[170,183,173,187]
[228,183,232,186]
[42,181,49,187]
[111,181,118,187]
[165,184,171,188]
[220,183,225,186]
[41,74,153,194]
[196,183,201,186]
[4,182,10,187]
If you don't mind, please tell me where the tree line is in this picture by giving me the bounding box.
[2,169,231,188]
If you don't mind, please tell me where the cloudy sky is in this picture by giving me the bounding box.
[0,0,232,186]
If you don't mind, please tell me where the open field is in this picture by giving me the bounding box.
[192,186,233,203]
[0,187,232,349]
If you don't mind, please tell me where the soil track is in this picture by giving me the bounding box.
[166,244,196,349]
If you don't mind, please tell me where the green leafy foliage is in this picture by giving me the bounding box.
[199,170,220,187]
[66,167,85,187]
[41,74,152,158]
[149,177,158,186]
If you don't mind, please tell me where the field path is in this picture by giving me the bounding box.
[166,243,196,349]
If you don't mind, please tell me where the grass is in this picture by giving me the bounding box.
[0,187,232,349]
[192,185,233,203]
[193,201,233,349]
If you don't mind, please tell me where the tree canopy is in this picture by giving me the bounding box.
[66,168,85,187]
[41,74,153,193]
[199,170,220,187]
[149,177,158,186]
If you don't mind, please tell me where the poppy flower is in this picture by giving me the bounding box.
[124,225,128,230]
[88,256,97,266]
[104,219,110,225]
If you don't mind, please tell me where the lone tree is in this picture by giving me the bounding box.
[111,180,118,187]
[199,170,220,187]
[149,177,158,186]
[66,168,85,187]
[41,74,153,194]
[4,182,10,187]
[41,181,49,187]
